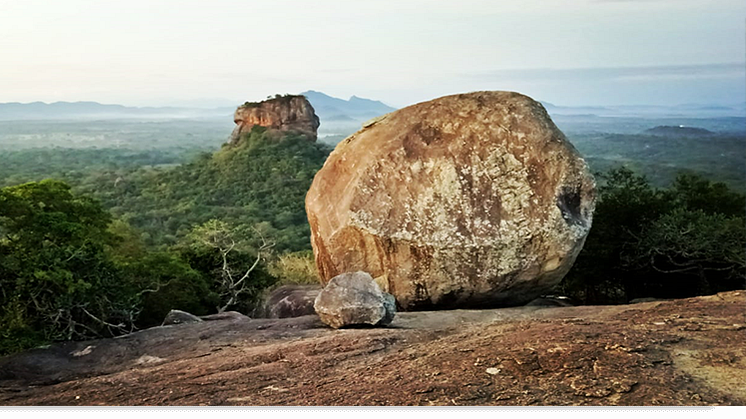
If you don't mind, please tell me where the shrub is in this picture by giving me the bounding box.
[0,181,138,351]
[560,168,746,304]
[267,250,320,286]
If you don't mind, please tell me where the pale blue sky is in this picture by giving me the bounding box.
[1,0,744,107]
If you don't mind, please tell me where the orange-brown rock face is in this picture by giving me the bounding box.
[230,95,320,143]
[305,91,596,310]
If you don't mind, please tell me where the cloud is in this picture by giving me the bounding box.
[452,62,745,106]
[462,63,745,83]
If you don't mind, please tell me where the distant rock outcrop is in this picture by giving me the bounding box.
[306,91,596,310]
[644,125,714,137]
[230,95,320,143]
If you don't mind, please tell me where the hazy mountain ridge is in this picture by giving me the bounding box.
[2,95,741,122]
[0,91,397,122]
[0,101,233,120]
[541,101,746,118]
[300,90,396,121]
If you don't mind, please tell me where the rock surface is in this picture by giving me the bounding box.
[165,310,249,325]
[306,91,596,310]
[314,272,396,328]
[230,95,320,143]
[1,291,744,406]
[200,311,250,322]
[260,285,322,319]
[162,310,203,326]
[525,297,574,307]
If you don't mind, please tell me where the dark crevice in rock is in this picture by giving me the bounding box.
[557,186,584,227]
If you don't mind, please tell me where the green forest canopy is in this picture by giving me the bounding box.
[0,126,743,356]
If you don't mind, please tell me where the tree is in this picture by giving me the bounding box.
[188,220,275,312]
[108,220,215,328]
[671,173,746,217]
[561,168,671,303]
[0,180,131,352]
[561,168,746,304]
[623,209,745,297]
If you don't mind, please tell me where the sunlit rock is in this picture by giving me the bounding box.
[306,91,596,309]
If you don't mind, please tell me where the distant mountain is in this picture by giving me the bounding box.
[644,125,715,137]
[292,91,397,142]
[541,101,746,118]
[0,92,397,124]
[540,102,612,115]
[0,101,232,120]
[301,91,396,121]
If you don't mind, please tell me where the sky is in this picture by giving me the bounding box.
[0,0,744,108]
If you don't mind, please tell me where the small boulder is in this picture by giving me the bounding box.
[162,309,203,326]
[261,285,322,318]
[314,271,396,329]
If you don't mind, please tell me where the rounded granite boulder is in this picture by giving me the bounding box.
[305,91,596,310]
[314,271,396,329]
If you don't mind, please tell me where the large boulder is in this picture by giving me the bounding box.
[306,91,596,310]
[314,271,396,328]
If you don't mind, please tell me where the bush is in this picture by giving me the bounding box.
[179,219,277,314]
[267,250,320,286]
[0,181,138,351]
[0,180,217,354]
[561,168,746,304]
[623,208,745,297]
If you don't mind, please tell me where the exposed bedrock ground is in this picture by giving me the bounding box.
[1,291,743,406]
